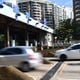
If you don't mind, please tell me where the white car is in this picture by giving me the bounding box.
[0,46,43,71]
[55,43,80,60]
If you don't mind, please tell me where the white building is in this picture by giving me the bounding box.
[0,1,54,48]
[17,0,54,29]
[54,4,67,28]
[65,7,73,19]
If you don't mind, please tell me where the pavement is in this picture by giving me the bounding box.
[45,57,80,80]
[44,57,59,61]
[25,57,80,80]
[51,61,80,80]
[25,61,57,80]
[0,50,79,80]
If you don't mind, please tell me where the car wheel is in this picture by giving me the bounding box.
[60,54,67,61]
[20,62,30,72]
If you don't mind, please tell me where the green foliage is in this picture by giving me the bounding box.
[55,18,80,40]
[55,19,73,41]
[0,34,4,41]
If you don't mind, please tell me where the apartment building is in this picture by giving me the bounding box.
[54,4,66,28]
[1,0,68,48]
[17,0,67,29]
[17,0,54,29]
[73,0,80,23]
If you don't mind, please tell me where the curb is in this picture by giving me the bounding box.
[50,62,66,80]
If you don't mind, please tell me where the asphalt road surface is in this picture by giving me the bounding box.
[25,61,57,80]
[25,61,80,80]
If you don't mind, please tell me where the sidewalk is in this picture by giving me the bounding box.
[51,61,80,80]
[25,61,57,80]
[44,57,59,61]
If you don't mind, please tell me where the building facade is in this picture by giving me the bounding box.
[73,0,80,23]
[65,7,73,19]
[0,1,54,49]
[54,4,66,28]
[17,0,67,29]
[2,0,68,48]
[17,0,54,29]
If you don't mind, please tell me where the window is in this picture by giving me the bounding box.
[26,49,34,54]
[0,48,23,55]
[71,45,80,50]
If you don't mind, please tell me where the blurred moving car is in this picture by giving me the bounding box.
[55,43,80,60]
[0,46,43,71]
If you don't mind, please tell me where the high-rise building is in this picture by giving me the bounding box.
[17,0,67,29]
[73,0,80,23]
[65,7,73,19]
[54,4,67,28]
[17,0,54,29]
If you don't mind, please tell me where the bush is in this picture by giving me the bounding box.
[40,49,54,57]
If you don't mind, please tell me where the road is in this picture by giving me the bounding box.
[24,60,80,80]
[24,61,57,80]
[52,61,80,80]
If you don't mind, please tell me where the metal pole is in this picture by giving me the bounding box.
[6,26,10,47]
[25,32,29,46]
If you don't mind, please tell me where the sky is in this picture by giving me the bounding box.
[4,0,73,18]
[50,0,73,18]
[4,0,73,7]
[51,0,73,7]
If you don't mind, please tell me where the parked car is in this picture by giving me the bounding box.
[0,46,43,71]
[55,43,80,60]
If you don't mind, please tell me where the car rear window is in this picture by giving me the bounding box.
[25,49,34,54]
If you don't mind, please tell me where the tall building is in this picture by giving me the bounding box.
[17,0,67,29]
[65,7,73,19]
[17,0,54,29]
[54,4,67,28]
[73,0,80,23]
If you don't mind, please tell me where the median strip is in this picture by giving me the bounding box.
[40,61,64,80]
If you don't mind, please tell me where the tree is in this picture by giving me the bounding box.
[0,34,4,41]
[55,18,80,41]
[55,19,73,42]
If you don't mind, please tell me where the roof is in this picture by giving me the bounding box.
[0,46,33,51]
[0,4,54,34]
